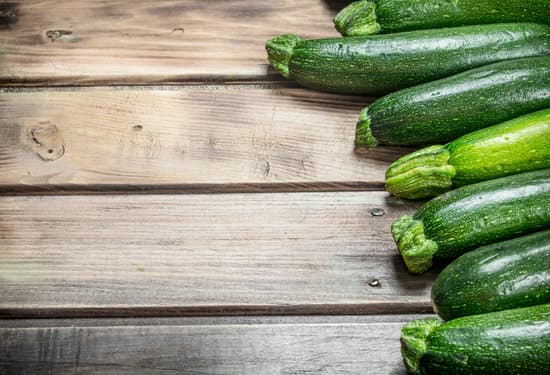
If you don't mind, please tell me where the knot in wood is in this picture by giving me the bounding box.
[28,123,65,161]
[0,3,18,29]
[45,29,74,42]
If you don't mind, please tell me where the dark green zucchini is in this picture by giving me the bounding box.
[391,169,550,274]
[356,56,550,148]
[265,23,550,95]
[335,0,550,36]
[401,304,550,375]
[385,109,550,199]
[432,230,550,321]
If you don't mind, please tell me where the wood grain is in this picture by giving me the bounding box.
[0,0,346,86]
[0,314,427,374]
[0,191,435,318]
[0,86,408,194]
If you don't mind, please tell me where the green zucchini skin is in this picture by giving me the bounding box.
[401,304,550,375]
[335,0,550,36]
[449,109,550,186]
[391,169,550,274]
[356,56,550,148]
[385,109,550,200]
[266,23,550,95]
[432,230,550,321]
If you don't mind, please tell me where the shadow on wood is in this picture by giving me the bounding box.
[322,0,350,11]
[355,145,416,163]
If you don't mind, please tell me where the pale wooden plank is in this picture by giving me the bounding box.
[0,315,426,374]
[0,0,344,85]
[0,192,434,317]
[0,86,407,193]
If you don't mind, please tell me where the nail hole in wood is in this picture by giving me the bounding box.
[369,208,385,217]
[368,279,381,287]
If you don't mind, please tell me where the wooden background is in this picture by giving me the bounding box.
[0,1,434,373]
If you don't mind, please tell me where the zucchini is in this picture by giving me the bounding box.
[385,109,550,200]
[265,23,550,95]
[401,304,550,375]
[335,0,550,36]
[356,56,550,148]
[391,169,550,274]
[432,230,550,321]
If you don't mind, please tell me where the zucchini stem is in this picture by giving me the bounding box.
[355,107,378,149]
[391,216,438,274]
[386,145,457,200]
[265,34,302,78]
[334,0,380,36]
[401,318,442,374]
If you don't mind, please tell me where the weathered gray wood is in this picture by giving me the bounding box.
[0,0,343,85]
[0,192,434,317]
[0,86,409,194]
[0,314,428,374]
[0,314,432,328]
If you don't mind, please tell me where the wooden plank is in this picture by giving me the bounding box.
[0,192,435,317]
[0,314,434,327]
[0,315,427,374]
[0,0,346,86]
[0,86,408,194]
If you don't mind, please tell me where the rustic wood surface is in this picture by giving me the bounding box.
[0,315,431,375]
[0,0,348,86]
[0,191,436,318]
[0,1,434,373]
[0,86,411,194]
